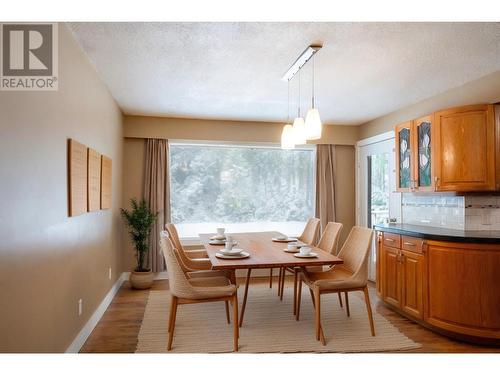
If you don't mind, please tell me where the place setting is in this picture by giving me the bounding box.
[271,234,299,243]
[213,231,250,260]
[292,245,318,258]
[208,227,238,246]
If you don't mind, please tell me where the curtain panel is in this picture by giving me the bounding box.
[315,144,337,233]
[143,139,170,272]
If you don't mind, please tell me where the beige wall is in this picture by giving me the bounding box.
[0,25,123,352]
[124,115,359,145]
[358,70,500,139]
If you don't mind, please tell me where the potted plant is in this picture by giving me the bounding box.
[121,198,157,289]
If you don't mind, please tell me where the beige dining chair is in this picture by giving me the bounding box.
[160,231,239,351]
[295,226,375,345]
[291,222,343,315]
[276,218,321,299]
[165,223,208,259]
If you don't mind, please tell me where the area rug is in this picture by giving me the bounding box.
[136,283,421,353]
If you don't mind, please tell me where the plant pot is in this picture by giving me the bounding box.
[129,270,154,289]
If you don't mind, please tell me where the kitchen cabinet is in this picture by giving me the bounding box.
[394,104,497,193]
[380,234,424,319]
[433,104,495,191]
[395,121,413,192]
[376,229,500,343]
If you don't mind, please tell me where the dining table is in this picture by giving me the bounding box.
[199,231,343,326]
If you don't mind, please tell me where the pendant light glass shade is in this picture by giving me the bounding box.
[292,117,307,145]
[305,107,322,140]
[281,124,295,149]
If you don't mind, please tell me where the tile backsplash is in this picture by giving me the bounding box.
[402,193,465,230]
[402,193,500,231]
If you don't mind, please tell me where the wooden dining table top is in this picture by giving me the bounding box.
[199,231,343,270]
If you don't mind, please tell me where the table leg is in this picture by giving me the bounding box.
[239,268,252,327]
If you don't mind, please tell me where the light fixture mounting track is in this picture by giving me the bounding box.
[281,44,322,82]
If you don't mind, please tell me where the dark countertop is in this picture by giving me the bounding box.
[373,223,500,244]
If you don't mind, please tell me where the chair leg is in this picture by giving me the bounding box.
[239,268,252,327]
[314,288,321,341]
[233,294,239,352]
[168,295,174,332]
[338,292,343,308]
[345,292,350,317]
[293,269,298,315]
[296,276,303,321]
[225,301,230,324]
[280,268,285,300]
[167,296,178,351]
[363,286,376,336]
[277,268,283,296]
[269,268,273,288]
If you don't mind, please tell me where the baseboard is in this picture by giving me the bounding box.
[65,272,128,353]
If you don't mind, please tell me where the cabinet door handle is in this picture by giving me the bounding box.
[403,242,415,246]
[385,238,395,242]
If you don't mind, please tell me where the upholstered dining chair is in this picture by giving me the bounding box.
[295,226,375,345]
[160,231,239,351]
[291,222,343,315]
[165,223,208,260]
[276,218,321,300]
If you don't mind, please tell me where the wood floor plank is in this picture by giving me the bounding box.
[79,278,500,353]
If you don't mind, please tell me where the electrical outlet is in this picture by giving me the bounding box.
[78,299,83,316]
[108,267,112,280]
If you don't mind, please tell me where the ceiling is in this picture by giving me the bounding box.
[68,22,500,125]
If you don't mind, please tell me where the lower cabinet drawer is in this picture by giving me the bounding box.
[401,236,424,254]
[383,232,401,248]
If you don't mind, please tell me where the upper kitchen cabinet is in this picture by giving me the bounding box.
[395,116,435,192]
[412,115,434,192]
[433,104,495,192]
[395,121,413,192]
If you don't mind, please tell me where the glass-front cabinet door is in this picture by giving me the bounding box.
[413,115,433,191]
[395,121,412,192]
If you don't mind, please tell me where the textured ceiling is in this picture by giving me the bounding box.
[68,22,500,125]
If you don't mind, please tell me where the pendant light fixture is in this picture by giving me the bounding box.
[292,69,307,145]
[305,54,322,140]
[281,80,295,149]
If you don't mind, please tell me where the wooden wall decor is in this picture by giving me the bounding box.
[101,155,112,209]
[68,139,88,216]
[87,148,101,212]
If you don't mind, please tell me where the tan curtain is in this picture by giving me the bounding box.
[315,144,336,232]
[143,139,171,272]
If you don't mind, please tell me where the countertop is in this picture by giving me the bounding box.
[373,223,500,244]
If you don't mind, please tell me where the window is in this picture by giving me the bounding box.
[169,141,316,238]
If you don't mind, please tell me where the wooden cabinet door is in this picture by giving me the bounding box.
[426,242,500,338]
[412,115,434,192]
[433,104,495,191]
[395,121,413,192]
[401,250,424,319]
[382,245,401,308]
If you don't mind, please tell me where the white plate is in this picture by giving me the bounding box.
[293,252,318,258]
[272,237,297,243]
[210,235,226,241]
[219,248,244,256]
[283,248,300,253]
[215,251,250,260]
[209,240,237,246]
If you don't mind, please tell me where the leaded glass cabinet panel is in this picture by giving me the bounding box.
[415,116,432,189]
[395,122,412,191]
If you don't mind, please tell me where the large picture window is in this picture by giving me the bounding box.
[169,141,316,238]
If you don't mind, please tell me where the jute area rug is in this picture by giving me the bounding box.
[136,283,421,353]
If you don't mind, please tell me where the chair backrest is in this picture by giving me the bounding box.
[165,223,183,252]
[160,231,196,299]
[337,226,374,284]
[299,218,321,245]
[317,222,343,255]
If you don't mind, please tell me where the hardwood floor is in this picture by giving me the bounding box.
[80,278,500,353]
